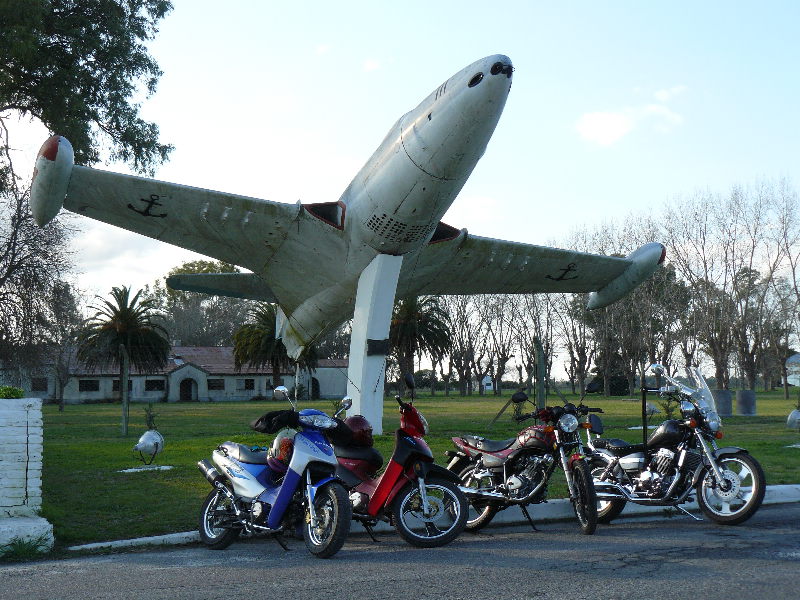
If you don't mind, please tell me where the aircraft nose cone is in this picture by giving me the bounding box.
[401,55,512,181]
[489,58,513,78]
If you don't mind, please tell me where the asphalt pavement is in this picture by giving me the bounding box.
[2,501,799,600]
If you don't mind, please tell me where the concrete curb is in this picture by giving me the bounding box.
[66,484,800,552]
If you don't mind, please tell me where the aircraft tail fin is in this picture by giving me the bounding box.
[166,273,278,302]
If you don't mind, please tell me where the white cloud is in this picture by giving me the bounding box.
[362,59,380,72]
[315,44,331,55]
[654,85,688,103]
[575,111,634,146]
[576,100,685,146]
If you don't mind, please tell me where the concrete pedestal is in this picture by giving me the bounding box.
[736,390,756,416]
[346,254,403,435]
[0,398,54,554]
[711,390,732,417]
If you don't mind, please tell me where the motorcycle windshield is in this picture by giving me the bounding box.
[689,367,717,413]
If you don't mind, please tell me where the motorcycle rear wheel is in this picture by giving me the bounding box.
[571,460,598,535]
[303,481,352,558]
[391,477,468,547]
[457,465,500,532]
[199,485,241,550]
[590,456,627,524]
[696,452,765,525]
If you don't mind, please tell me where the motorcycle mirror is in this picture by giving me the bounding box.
[650,363,666,376]
[274,385,294,409]
[403,372,416,390]
[588,413,604,435]
[335,397,353,418]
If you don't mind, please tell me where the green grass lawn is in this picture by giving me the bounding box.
[41,390,800,548]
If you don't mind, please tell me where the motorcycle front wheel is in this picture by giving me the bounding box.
[458,465,500,532]
[391,477,468,547]
[303,481,352,558]
[571,460,598,535]
[696,452,765,525]
[199,485,241,550]
[590,456,627,524]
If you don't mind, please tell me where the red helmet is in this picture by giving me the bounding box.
[267,429,295,472]
[344,415,374,447]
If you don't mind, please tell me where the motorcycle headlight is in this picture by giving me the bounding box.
[298,414,337,429]
[705,411,721,432]
[558,413,579,433]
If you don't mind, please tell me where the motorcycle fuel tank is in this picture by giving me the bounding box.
[647,420,686,448]
[517,426,554,451]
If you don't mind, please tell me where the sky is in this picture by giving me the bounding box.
[13,1,800,297]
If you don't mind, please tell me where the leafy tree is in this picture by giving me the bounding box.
[77,286,170,436]
[148,260,248,346]
[233,303,318,388]
[0,0,172,376]
[389,295,451,395]
[0,0,174,173]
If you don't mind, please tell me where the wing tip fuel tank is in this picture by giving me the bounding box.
[586,242,666,310]
[30,135,74,227]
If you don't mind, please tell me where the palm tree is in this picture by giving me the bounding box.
[389,295,451,395]
[233,303,318,394]
[78,286,170,436]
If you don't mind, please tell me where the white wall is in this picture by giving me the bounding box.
[0,398,54,550]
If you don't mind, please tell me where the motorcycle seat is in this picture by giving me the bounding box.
[218,441,268,464]
[333,445,384,470]
[592,438,645,456]
[461,434,516,452]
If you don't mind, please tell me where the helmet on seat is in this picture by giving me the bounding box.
[267,428,295,472]
[344,415,374,447]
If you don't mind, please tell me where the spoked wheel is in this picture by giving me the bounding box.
[303,482,352,558]
[696,452,765,525]
[571,460,598,535]
[199,485,241,550]
[457,465,500,532]
[391,477,468,547]
[590,457,627,524]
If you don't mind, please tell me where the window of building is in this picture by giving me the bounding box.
[208,378,225,391]
[79,379,100,392]
[236,378,255,391]
[31,378,48,392]
[144,380,165,392]
[112,380,133,392]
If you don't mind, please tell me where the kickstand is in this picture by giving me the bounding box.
[362,522,380,542]
[273,533,291,551]
[675,505,703,521]
[520,505,539,531]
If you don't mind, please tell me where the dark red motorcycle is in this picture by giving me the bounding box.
[446,391,599,535]
[333,374,468,547]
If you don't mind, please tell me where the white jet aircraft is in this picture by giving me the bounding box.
[30,55,664,432]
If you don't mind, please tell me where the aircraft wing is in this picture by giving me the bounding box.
[398,231,665,308]
[62,166,303,272]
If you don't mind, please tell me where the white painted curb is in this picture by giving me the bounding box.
[67,484,800,552]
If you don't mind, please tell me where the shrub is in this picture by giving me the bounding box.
[0,386,24,399]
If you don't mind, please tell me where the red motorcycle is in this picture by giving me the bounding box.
[333,374,468,547]
[446,391,599,535]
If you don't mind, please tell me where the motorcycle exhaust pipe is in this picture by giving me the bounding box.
[198,459,225,487]
[458,486,506,500]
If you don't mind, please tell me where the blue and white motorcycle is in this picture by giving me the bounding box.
[197,387,353,558]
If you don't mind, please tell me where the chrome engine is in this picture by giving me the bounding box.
[504,454,553,500]
[634,448,676,497]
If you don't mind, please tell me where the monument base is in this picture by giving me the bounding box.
[0,516,54,553]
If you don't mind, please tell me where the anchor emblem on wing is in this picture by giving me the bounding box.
[128,194,167,218]
[545,262,578,281]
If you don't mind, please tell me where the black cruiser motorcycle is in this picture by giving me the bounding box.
[587,364,765,525]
